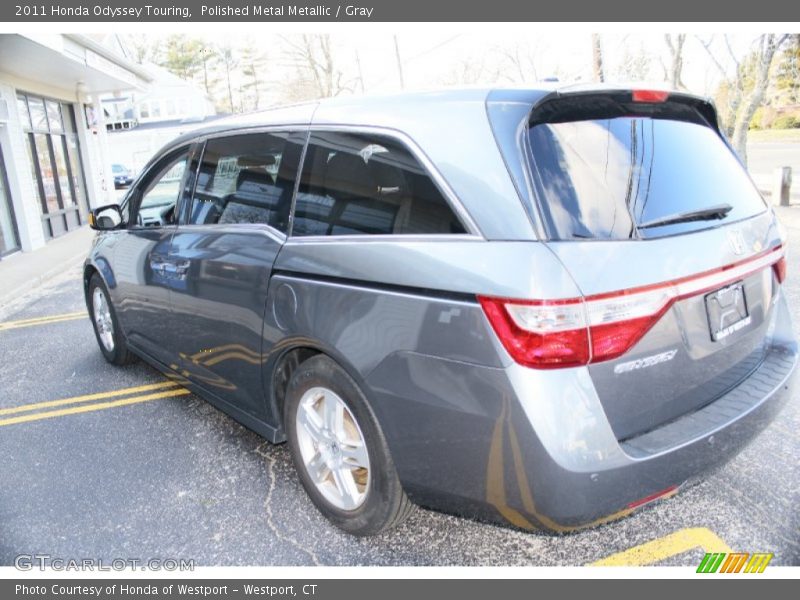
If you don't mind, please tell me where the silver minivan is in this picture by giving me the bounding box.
[85,85,797,535]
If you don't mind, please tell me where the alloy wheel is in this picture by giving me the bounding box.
[294,386,371,510]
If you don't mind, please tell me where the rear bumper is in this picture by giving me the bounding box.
[368,292,797,532]
[524,340,796,530]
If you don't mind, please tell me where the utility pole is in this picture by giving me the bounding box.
[393,35,405,90]
[591,33,604,83]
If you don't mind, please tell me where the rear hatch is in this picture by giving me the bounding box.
[521,89,784,440]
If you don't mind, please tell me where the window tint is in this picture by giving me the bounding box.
[190,132,301,233]
[529,117,766,240]
[292,132,466,237]
[133,152,188,227]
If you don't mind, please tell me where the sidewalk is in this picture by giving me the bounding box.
[0,226,94,306]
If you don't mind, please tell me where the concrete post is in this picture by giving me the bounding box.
[773,167,792,206]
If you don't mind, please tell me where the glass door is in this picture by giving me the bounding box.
[17,93,87,240]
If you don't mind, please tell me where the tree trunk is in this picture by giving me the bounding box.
[731,34,785,166]
[665,34,686,89]
[202,54,210,96]
[253,74,260,110]
[226,63,234,113]
[591,34,604,82]
[394,35,405,89]
[724,86,743,139]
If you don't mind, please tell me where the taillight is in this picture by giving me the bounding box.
[478,297,590,368]
[479,245,784,369]
[479,290,670,369]
[773,256,787,284]
[632,89,670,103]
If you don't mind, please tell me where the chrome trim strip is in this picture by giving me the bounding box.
[283,233,483,244]
[273,272,479,305]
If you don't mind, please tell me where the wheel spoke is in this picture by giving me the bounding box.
[298,402,324,441]
[340,441,369,469]
[323,394,344,436]
[305,451,328,483]
[331,467,359,509]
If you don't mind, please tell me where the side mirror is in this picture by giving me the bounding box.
[89,204,124,231]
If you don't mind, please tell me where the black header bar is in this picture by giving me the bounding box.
[3,0,800,22]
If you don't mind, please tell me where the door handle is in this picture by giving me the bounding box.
[149,256,167,272]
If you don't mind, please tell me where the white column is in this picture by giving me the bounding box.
[0,82,46,252]
[74,94,103,210]
[78,93,115,209]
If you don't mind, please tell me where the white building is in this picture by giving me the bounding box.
[103,63,221,175]
[103,62,217,131]
[0,34,151,257]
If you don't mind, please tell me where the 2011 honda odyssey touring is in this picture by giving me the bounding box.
[85,86,797,536]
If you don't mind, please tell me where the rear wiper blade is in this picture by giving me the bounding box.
[637,203,733,230]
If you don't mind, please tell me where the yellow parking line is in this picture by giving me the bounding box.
[0,311,87,331]
[0,388,191,427]
[590,527,733,566]
[0,381,180,416]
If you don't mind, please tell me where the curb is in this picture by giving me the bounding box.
[0,249,87,309]
[757,187,800,204]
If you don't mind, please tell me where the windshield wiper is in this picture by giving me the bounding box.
[637,203,733,230]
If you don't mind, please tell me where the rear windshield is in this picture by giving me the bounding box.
[528,116,766,240]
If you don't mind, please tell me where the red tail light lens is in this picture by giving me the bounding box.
[773,256,787,284]
[479,246,784,369]
[479,290,670,369]
[477,297,590,368]
[632,89,670,103]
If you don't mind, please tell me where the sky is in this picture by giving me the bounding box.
[126,29,768,108]
[229,30,758,95]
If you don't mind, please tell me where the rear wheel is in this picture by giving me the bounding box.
[88,274,135,366]
[284,355,413,536]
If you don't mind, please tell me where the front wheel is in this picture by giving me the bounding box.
[284,355,413,536]
[88,274,136,366]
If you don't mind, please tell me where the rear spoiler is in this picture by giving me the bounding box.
[528,88,721,132]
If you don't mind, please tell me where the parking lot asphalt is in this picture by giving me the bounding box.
[0,212,798,567]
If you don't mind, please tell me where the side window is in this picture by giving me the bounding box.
[131,151,189,227]
[292,132,466,237]
[189,132,302,233]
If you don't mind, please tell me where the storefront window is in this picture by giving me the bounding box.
[19,92,87,239]
[33,133,60,214]
[45,100,63,133]
[51,135,73,206]
[16,95,31,130]
[66,132,88,210]
[28,97,48,131]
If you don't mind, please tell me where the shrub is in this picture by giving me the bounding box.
[771,115,800,129]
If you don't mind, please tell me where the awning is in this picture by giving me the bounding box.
[0,34,152,95]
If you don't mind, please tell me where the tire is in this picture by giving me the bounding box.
[88,273,136,366]
[284,354,413,536]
